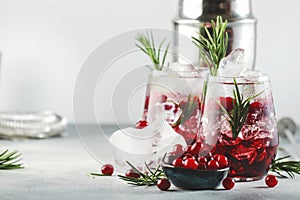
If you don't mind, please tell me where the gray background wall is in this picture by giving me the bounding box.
[0,0,299,124]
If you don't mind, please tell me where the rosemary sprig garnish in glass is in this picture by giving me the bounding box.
[219,78,262,140]
[192,16,228,76]
[135,31,170,71]
[118,161,166,186]
[270,155,300,178]
[0,149,24,170]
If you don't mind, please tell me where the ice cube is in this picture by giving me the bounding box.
[218,48,246,77]
[109,119,186,170]
[168,62,195,72]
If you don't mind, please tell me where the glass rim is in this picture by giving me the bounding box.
[205,70,270,84]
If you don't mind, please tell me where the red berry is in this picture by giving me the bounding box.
[265,175,278,187]
[157,178,171,191]
[220,97,235,112]
[207,160,219,170]
[213,154,229,169]
[125,169,140,178]
[249,101,264,113]
[101,164,114,176]
[172,144,184,157]
[191,142,203,156]
[222,177,235,190]
[182,153,193,161]
[184,145,192,154]
[184,158,199,169]
[197,162,207,170]
[164,104,173,110]
[198,157,207,164]
[172,158,184,167]
[135,120,149,129]
[205,152,214,162]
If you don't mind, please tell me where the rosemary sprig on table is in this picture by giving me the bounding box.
[135,31,170,71]
[0,149,23,170]
[270,155,300,178]
[118,161,166,186]
[219,78,262,140]
[192,16,228,76]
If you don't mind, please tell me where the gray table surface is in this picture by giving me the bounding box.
[1,124,300,200]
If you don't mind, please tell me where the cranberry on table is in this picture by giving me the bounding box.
[135,120,149,129]
[207,160,219,170]
[125,169,140,178]
[222,177,235,190]
[101,164,114,176]
[157,178,171,191]
[265,175,278,188]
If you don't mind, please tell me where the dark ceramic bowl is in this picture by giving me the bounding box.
[162,164,229,190]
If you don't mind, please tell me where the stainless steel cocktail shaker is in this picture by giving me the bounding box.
[173,0,256,69]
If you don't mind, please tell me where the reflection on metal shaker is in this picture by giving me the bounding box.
[173,0,256,69]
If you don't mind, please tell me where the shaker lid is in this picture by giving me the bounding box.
[178,0,254,22]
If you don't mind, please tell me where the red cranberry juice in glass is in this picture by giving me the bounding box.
[202,73,278,181]
[142,68,204,145]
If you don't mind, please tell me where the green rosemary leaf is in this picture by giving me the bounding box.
[270,155,300,178]
[89,172,110,177]
[135,31,170,71]
[118,161,166,186]
[0,149,24,170]
[192,16,228,76]
[126,161,146,178]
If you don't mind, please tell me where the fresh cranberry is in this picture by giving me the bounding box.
[191,142,203,155]
[220,96,235,112]
[101,164,114,176]
[135,120,149,129]
[172,144,184,157]
[184,158,199,169]
[198,157,207,164]
[184,145,192,154]
[164,104,173,111]
[125,169,140,178]
[182,153,193,161]
[157,178,171,191]
[265,175,278,187]
[160,95,168,103]
[207,160,219,170]
[222,177,235,190]
[197,162,207,170]
[205,152,214,162]
[172,158,184,167]
[249,101,264,113]
[213,154,229,169]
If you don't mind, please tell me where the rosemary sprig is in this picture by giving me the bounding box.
[135,31,170,71]
[270,155,300,178]
[192,16,228,76]
[219,78,262,140]
[118,161,166,186]
[0,149,24,170]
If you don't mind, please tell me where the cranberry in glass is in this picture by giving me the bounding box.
[135,120,149,129]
